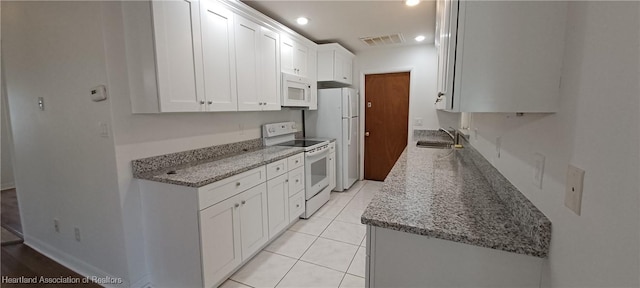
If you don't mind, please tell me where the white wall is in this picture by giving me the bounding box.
[468,2,639,287]
[1,63,16,190]
[99,2,302,285]
[2,1,130,284]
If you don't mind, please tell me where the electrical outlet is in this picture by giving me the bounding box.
[565,165,585,215]
[414,117,423,126]
[54,219,60,233]
[533,153,545,189]
[495,136,502,158]
[74,227,81,242]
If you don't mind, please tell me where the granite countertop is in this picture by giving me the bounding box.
[134,146,304,188]
[361,132,551,258]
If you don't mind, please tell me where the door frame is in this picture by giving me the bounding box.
[358,67,415,181]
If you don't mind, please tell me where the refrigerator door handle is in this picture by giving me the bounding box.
[348,116,352,145]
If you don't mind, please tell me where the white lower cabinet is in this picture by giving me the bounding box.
[200,194,242,288]
[329,149,336,191]
[140,153,305,288]
[267,174,289,238]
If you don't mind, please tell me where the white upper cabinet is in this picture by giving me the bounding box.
[317,43,354,87]
[235,15,281,111]
[235,15,262,111]
[259,27,281,110]
[281,36,309,77]
[124,0,315,113]
[436,0,567,112]
[201,0,238,112]
[151,0,205,112]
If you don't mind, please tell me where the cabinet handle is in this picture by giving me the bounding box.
[438,92,445,97]
[207,100,212,105]
[199,100,205,105]
[234,203,239,208]
[241,200,246,205]
[236,182,241,187]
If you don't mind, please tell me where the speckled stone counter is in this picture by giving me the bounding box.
[361,135,551,258]
[133,140,304,188]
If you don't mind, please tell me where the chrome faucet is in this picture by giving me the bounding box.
[439,127,458,145]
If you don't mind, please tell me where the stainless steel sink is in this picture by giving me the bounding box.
[416,141,452,149]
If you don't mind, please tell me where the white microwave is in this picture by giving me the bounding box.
[282,73,312,107]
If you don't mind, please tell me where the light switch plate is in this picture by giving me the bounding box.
[565,164,585,215]
[533,153,545,189]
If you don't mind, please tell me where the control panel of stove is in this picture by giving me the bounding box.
[263,122,297,137]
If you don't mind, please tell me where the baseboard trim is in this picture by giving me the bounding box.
[1,183,16,190]
[24,235,130,288]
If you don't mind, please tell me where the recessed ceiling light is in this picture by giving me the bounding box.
[415,35,426,42]
[296,17,309,25]
[405,0,420,7]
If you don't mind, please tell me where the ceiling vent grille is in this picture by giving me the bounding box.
[360,33,405,47]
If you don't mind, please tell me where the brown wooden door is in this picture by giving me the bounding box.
[364,72,410,181]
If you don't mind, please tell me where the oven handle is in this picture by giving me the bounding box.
[306,146,329,157]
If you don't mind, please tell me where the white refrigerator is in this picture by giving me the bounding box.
[305,88,358,191]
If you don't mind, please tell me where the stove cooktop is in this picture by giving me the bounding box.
[276,140,326,148]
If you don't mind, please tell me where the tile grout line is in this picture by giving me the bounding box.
[273,231,322,287]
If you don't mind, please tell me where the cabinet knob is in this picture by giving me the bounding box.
[234,203,240,208]
[295,160,299,164]
[236,182,241,187]
[241,200,246,205]
[296,204,300,208]
[200,100,205,105]
[343,77,347,80]
[207,100,212,105]
[285,179,289,183]
[276,167,280,171]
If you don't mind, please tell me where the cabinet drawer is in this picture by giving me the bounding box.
[289,190,305,223]
[198,166,266,210]
[266,159,287,180]
[287,153,304,170]
[288,166,305,196]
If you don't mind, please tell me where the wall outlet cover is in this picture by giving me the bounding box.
[565,164,585,215]
[533,153,545,189]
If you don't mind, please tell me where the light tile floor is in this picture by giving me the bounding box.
[222,180,382,288]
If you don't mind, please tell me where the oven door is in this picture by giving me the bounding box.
[304,148,330,200]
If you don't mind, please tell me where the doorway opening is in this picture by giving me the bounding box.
[363,72,410,181]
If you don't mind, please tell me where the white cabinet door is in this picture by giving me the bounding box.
[267,174,289,238]
[239,183,269,259]
[334,51,346,83]
[200,0,237,112]
[259,27,281,111]
[235,15,261,111]
[280,36,295,75]
[342,56,353,85]
[200,195,242,288]
[151,0,205,112]
[294,43,308,77]
[281,36,308,77]
[329,152,336,191]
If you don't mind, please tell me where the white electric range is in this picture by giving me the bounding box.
[263,122,331,218]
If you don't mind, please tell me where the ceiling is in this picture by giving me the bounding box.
[241,0,436,53]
